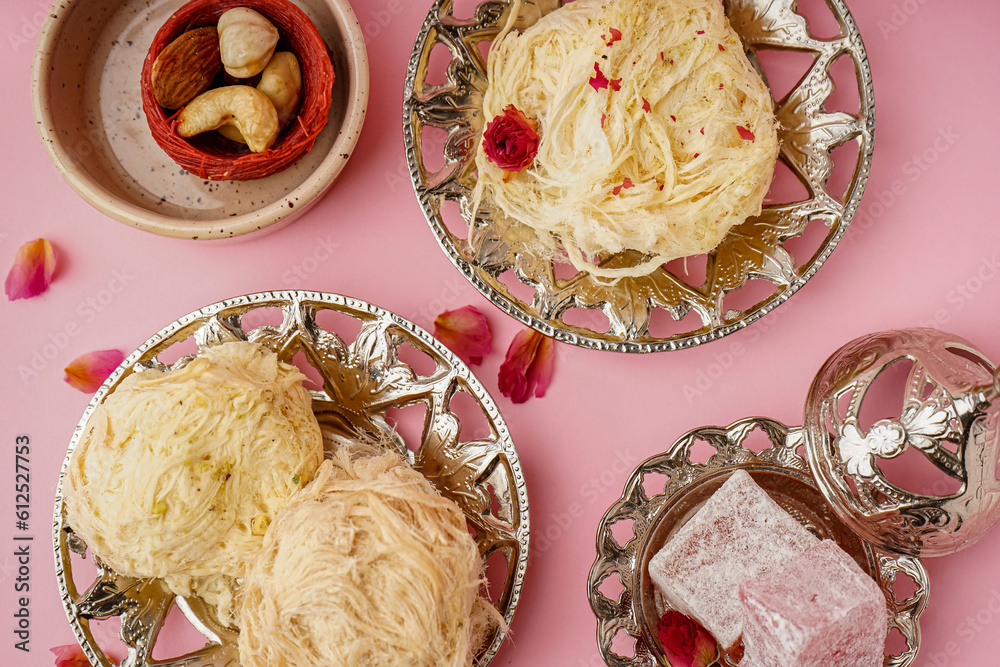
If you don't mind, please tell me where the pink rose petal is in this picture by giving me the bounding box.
[605,27,622,46]
[589,62,609,91]
[613,177,635,196]
[64,349,125,393]
[434,305,493,366]
[498,328,554,403]
[5,238,56,300]
[737,125,756,141]
[51,645,92,667]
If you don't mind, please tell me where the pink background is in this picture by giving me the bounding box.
[2,0,1000,666]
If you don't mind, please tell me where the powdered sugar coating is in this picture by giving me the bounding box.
[647,469,817,650]
[738,540,886,667]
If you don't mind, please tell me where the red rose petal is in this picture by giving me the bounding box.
[670,115,677,122]
[700,127,705,135]
[719,83,724,89]
[498,328,555,403]
[737,125,756,141]
[64,349,125,393]
[612,177,634,195]
[589,62,609,91]
[659,51,664,61]
[434,305,493,366]
[5,238,56,301]
[601,113,606,128]
[642,98,651,113]
[696,30,705,35]
[693,153,700,159]
[605,27,622,46]
[52,645,91,667]
[609,77,622,91]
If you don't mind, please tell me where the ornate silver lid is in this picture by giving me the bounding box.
[804,328,1000,557]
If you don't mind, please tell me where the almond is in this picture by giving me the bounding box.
[151,27,223,109]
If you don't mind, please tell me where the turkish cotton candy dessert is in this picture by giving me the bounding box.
[647,470,817,650]
[738,540,886,667]
[473,0,779,278]
[238,444,498,667]
[64,341,324,626]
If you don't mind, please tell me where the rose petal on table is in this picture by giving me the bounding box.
[656,610,718,667]
[64,349,125,393]
[498,328,554,403]
[5,238,57,300]
[51,644,91,667]
[434,305,492,366]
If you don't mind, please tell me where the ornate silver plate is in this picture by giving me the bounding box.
[404,0,874,352]
[54,291,529,666]
[588,417,927,666]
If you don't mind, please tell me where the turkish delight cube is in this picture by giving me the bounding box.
[738,539,886,667]
[647,469,817,650]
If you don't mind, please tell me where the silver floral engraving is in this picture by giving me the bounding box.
[55,291,529,667]
[404,0,875,352]
[838,397,953,478]
[805,328,1000,557]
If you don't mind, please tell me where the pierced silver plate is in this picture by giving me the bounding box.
[404,0,875,352]
[54,291,529,666]
[588,417,927,666]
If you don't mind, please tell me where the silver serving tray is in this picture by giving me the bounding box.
[54,291,529,666]
[404,0,875,352]
[588,417,928,667]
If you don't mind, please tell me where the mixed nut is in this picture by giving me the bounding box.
[150,7,302,153]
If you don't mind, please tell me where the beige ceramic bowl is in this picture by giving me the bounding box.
[31,0,369,240]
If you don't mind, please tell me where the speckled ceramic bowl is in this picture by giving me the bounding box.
[31,0,369,240]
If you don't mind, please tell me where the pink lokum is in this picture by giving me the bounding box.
[738,540,886,667]
[647,469,817,650]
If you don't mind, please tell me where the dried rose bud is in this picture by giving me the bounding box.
[656,610,718,667]
[482,104,540,172]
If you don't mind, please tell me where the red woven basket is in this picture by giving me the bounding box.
[141,0,335,181]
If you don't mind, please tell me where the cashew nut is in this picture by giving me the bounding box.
[217,8,279,78]
[218,52,301,144]
[177,86,279,153]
